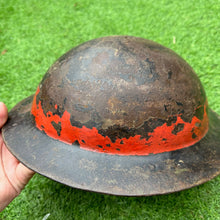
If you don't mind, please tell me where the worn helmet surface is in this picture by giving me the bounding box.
[3,36,220,196]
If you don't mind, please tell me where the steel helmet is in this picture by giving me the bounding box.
[3,36,220,196]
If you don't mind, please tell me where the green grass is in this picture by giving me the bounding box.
[0,0,220,219]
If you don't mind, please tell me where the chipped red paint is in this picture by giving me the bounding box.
[31,87,209,156]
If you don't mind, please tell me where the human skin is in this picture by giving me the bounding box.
[0,102,35,212]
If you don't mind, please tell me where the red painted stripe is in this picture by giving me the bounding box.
[31,87,209,156]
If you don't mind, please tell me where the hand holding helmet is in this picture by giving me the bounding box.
[0,102,34,212]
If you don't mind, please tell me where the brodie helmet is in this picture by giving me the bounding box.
[2,36,220,196]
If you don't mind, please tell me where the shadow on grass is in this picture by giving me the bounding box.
[2,173,219,220]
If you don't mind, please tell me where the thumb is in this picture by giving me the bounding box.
[0,102,8,128]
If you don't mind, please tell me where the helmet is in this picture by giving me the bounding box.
[3,36,220,196]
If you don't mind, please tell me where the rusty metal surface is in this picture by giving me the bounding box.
[37,36,206,136]
[2,36,220,195]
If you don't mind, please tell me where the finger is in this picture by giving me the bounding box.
[0,102,8,128]
[2,143,19,175]
[2,144,34,193]
[15,163,35,191]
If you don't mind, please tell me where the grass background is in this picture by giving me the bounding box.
[0,0,220,219]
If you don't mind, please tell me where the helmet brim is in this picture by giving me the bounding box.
[2,95,220,196]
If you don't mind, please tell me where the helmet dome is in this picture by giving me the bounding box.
[31,36,208,155]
